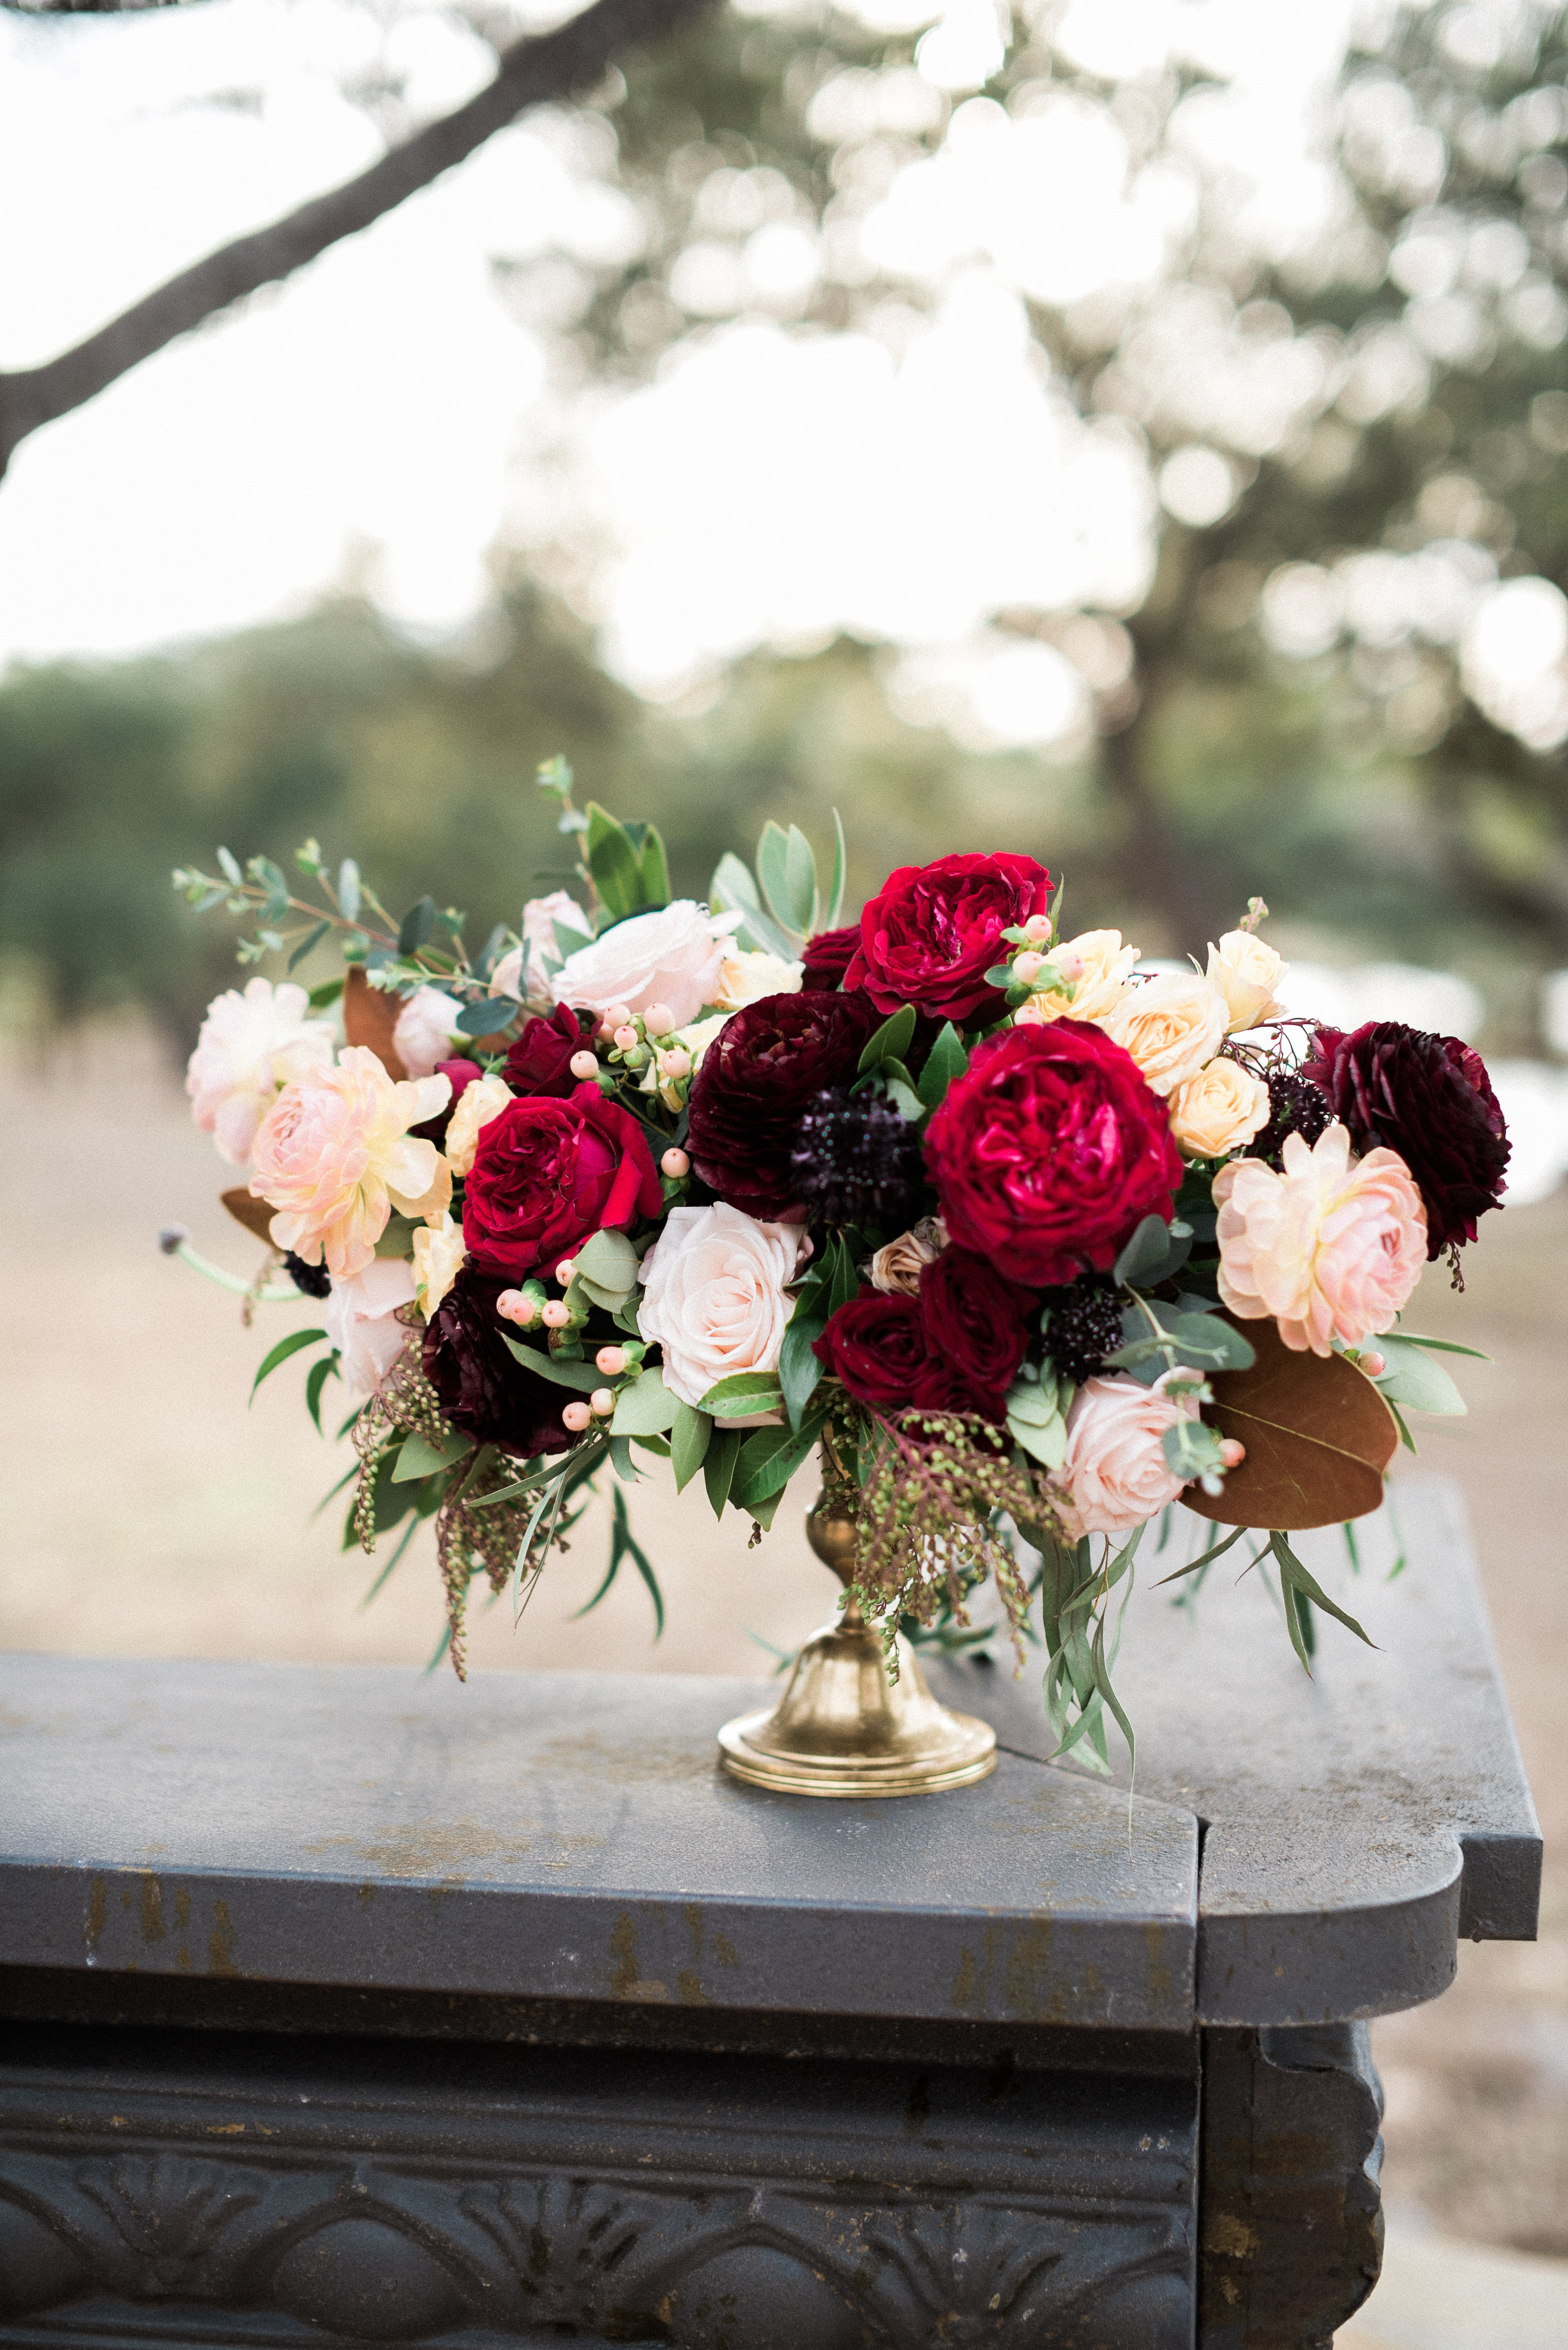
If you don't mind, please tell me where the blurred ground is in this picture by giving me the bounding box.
[2,1019,1565,2339]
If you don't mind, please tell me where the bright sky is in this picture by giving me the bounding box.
[0,0,1358,713]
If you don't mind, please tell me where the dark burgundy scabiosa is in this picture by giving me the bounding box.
[1246,1068,1334,1172]
[422,1268,572,1455]
[916,1246,1032,1420]
[1039,1277,1123,1385]
[687,989,884,1219]
[800,925,861,991]
[844,853,1052,1026]
[502,1003,594,1098]
[789,1089,927,1229]
[1302,1021,1510,1258]
[926,1020,1184,1288]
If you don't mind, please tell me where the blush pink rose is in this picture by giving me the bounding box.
[251,1047,451,1280]
[637,1202,810,1410]
[391,986,464,1079]
[1214,1120,1427,1355]
[550,901,741,1031]
[1052,1371,1199,1540]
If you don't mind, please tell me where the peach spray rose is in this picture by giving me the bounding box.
[251,1048,452,1280]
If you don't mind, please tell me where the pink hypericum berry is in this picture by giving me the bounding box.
[497,1289,535,1326]
[590,1388,616,1417]
[1054,946,1085,983]
[607,1004,633,1030]
[569,1049,599,1081]
[596,1345,628,1376]
[1023,914,1052,943]
[562,1400,593,1433]
[1219,1439,1247,1468]
[642,1001,675,1036]
[1357,1351,1386,1377]
[614,1025,639,1052]
[555,1257,577,1285]
[658,1047,691,1079]
[1013,951,1046,985]
[661,1147,690,1179]
[541,1300,571,1329]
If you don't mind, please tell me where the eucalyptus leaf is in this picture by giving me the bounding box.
[337,858,361,923]
[575,1229,640,1291]
[455,998,515,1037]
[1114,1215,1193,1288]
[288,920,331,974]
[1373,1337,1468,1415]
[398,895,436,955]
[825,807,847,928]
[1009,1409,1067,1469]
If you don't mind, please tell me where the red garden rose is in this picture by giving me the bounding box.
[686,988,883,1218]
[813,1290,931,1416]
[917,1246,1032,1420]
[1301,1020,1510,1259]
[926,1021,1183,1287]
[463,1080,662,1282]
[502,1003,592,1098]
[423,1268,572,1455]
[801,925,861,991]
[843,852,1052,1025]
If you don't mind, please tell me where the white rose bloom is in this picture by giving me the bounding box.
[522,891,592,999]
[551,901,742,1031]
[1206,930,1286,1033]
[1103,973,1230,1098]
[186,978,336,1164]
[412,1213,467,1319]
[444,1072,514,1178]
[325,1257,418,1402]
[391,986,464,1079]
[1014,929,1140,1029]
[715,948,804,1010]
[637,1202,811,1410]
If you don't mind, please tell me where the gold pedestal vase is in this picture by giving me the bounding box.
[716,1473,997,1798]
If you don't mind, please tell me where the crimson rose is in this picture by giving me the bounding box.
[1302,1020,1509,1258]
[502,1004,592,1098]
[686,988,882,1218]
[926,1021,1182,1287]
[813,1290,930,1416]
[464,1081,661,1281]
[423,1268,571,1455]
[801,925,861,991]
[844,852,1052,1024]
[917,1247,1031,1420]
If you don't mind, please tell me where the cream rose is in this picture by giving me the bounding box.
[1103,973,1229,1097]
[1167,1056,1271,1160]
[412,1212,467,1319]
[551,901,741,1031]
[186,978,336,1164]
[716,948,804,1010]
[637,1202,811,1409]
[391,986,464,1079]
[444,1071,514,1177]
[1207,929,1286,1032]
[869,1217,947,1297]
[250,1049,451,1280]
[324,1257,418,1402]
[1051,1371,1199,1540]
[1014,929,1140,1030]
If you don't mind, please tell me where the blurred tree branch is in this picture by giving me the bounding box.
[0,0,713,478]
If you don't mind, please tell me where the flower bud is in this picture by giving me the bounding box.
[661,1146,691,1179]
[590,1388,616,1418]
[541,1300,571,1329]
[569,1049,599,1081]
[595,1345,628,1376]
[642,1001,675,1037]
[562,1400,593,1433]
[1219,1438,1246,1468]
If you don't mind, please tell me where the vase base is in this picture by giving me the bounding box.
[717,1710,998,1797]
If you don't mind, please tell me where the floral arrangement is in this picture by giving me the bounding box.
[168,761,1509,1765]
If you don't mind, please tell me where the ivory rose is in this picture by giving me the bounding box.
[551,901,741,1031]
[1207,929,1286,1032]
[637,1202,811,1409]
[391,987,464,1079]
[670,949,805,1073]
[1014,929,1140,1030]
[1103,973,1229,1098]
[1214,1121,1427,1355]
[1052,1371,1200,1540]
[186,978,336,1164]
[251,1048,451,1280]
[324,1258,418,1402]
[412,1213,467,1319]
[1167,1057,1271,1160]
[444,1071,514,1176]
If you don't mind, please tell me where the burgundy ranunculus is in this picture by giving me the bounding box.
[422,1268,572,1455]
[926,1021,1183,1287]
[801,925,861,991]
[502,1004,592,1098]
[813,1290,930,1416]
[844,853,1052,1026]
[916,1246,1032,1420]
[412,1056,482,1144]
[464,1081,662,1282]
[1302,1020,1509,1258]
[686,989,883,1218]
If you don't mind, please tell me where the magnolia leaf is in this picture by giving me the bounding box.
[638,826,671,909]
[778,1311,826,1430]
[1373,1335,1468,1416]
[343,966,407,1077]
[221,1186,276,1244]
[610,1368,679,1437]
[735,1407,828,1510]
[1182,1312,1398,1530]
[585,802,646,920]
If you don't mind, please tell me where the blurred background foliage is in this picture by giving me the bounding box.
[1,0,1567,1055]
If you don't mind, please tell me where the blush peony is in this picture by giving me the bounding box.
[412,1212,467,1319]
[637,1203,811,1409]
[1051,1372,1198,1540]
[186,978,336,1164]
[251,1049,451,1280]
[550,901,740,1030]
[324,1258,418,1402]
[845,852,1053,1024]
[1101,973,1229,1098]
[1213,1121,1427,1355]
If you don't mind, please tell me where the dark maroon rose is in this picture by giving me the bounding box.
[844,853,1052,1026]
[423,1268,572,1455]
[926,1021,1183,1287]
[801,925,861,991]
[813,1290,930,1416]
[412,1056,482,1144]
[1302,1021,1509,1257]
[502,1004,593,1098]
[916,1247,1032,1420]
[464,1083,663,1282]
[686,989,883,1218]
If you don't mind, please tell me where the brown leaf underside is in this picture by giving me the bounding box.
[343,966,408,1079]
[1182,1310,1398,1531]
[220,1187,277,1245]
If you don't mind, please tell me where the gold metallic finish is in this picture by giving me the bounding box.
[716,1485,998,1798]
